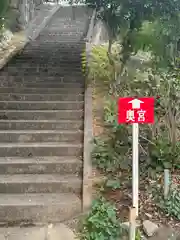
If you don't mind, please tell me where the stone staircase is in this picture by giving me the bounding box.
[0,6,92,224]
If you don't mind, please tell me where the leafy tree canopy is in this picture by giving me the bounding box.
[0,0,9,17]
[82,0,180,70]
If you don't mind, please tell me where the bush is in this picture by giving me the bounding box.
[88,45,119,87]
[104,96,117,128]
[153,185,180,220]
[92,130,131,174]
[148,136,180,172]
[0,0,8,17]
[90,42,180,176]
[91,137,121,173]
[163,188,180,220]
[0,0,9,36]
[78,196,122,240]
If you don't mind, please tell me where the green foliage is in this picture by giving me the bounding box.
[88,45,115,85]
[91,137,121,173]
[0,0,8,17]
[103,96,131,135]
[92,94,132,173]
[105,178,121,190]
[0,0,9,32]
[83,0,180,70]
[134,18,180,68]
[153,186,180,220]
[148,137,180,171]
[90,43,180,175]
[79,196,122,240]
[104,96,117,127]
[92,133,131,174]
[135,229,142,240]
[81,48,87,76]
[92,94,132,174]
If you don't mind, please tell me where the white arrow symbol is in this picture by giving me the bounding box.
[128,98,144,109]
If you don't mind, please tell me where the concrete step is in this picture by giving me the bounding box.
[16,51,82,58]
[10,55,82,62]
[0,101,84,110]
[0,93,84,101]
[0,87,84,94]
[10,58,82,65]
[39,31,84,36]
[0,174,81,194]
[0,76,85,83]
[3,71,83,77]
[33,32,85,39]
[0,156,82,174]
[26,41,84,46]
[0,193,81,223]
[29,39,85,44]
[29,40,85,46]
[0,142,82,157]
[12,53,82,60]
[6,72,84,78]
[0,120,83,130]
[0,82,84,89]
[21,44,83,51]
[36,39,84,44]
[37,34,83,40]
[5,64,82,70]
[29,43,85,50]
[5,68,83,74]
[13,56,82,63]
[42,28,85,33]
[4,61,82,69]
[0,130,83,143]
[5,66,82,73]
[0,110,84,120]
[23,48,83,54]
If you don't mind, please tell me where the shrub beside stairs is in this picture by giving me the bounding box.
[0,6,93,225]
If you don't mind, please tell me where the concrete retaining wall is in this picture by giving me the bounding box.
[9,0,44,31]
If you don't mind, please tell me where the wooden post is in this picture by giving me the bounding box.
[129,207,136,240]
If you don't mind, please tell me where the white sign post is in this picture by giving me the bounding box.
[128,99,144,217]
[132,122,139,216]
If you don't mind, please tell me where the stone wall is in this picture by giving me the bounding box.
[92,18,109,45]
[8,0,43,32]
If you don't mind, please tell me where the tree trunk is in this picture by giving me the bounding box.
[107,38,117,94]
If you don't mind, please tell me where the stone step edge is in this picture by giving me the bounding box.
[0,156,82,163]
[0,174,81,183]
[0,142,82,147]
[0,193,81,225]
[0,87,84,90]
[0,93,84,96]
[0,193,80,205]
[0,101,84,104]
[0,120,83,123]
[0,110,83,112]
[0,130,83,134]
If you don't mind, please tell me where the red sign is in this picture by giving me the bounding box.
[118,97,154,124]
